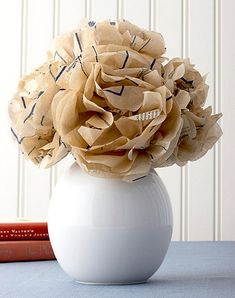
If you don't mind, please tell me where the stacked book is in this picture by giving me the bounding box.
[0,220,55,262]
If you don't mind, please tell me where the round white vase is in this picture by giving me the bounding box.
[48,162,173,285]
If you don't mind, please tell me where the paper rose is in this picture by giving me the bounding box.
[9,19,222,182]
[161,58,222,166]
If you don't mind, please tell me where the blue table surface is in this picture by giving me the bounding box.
[0,241,234,298]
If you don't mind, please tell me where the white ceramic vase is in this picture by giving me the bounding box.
[48,162,173,285]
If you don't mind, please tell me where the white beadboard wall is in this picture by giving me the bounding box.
[0,0,234,240]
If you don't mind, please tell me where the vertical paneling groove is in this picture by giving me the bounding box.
[214,0,222,240]
[85,0,92,19]
[116,0,119,20]
[117,0,123,19]
[150,0,157,30]
[148,1,152,30]
[53,0,60,38]
[149,0,153,30]
[50,0,60,198]
[23,0,54,220]
[157,0,182,241]
[181,0,189,241]
[155,0,160,31]
[220,0,235,240]
[18,0,28,218]
[187,0,215,240]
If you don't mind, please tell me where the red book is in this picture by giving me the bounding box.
[0,240,55,262]
[0,222,49,241]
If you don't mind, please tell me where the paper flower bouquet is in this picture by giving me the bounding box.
[9,19,222,182]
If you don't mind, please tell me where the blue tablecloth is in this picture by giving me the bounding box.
[0,242,234,298]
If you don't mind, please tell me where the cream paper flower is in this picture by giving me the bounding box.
[162,58,222,166]
[9,62,69,167]
[50,20,184,181]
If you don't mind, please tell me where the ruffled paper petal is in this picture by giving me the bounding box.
[174,110,222,164]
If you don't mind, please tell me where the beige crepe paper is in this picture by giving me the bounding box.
[9,19,222,182]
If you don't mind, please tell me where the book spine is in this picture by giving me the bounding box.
[0,223,48,241]
[0,240,55,262]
